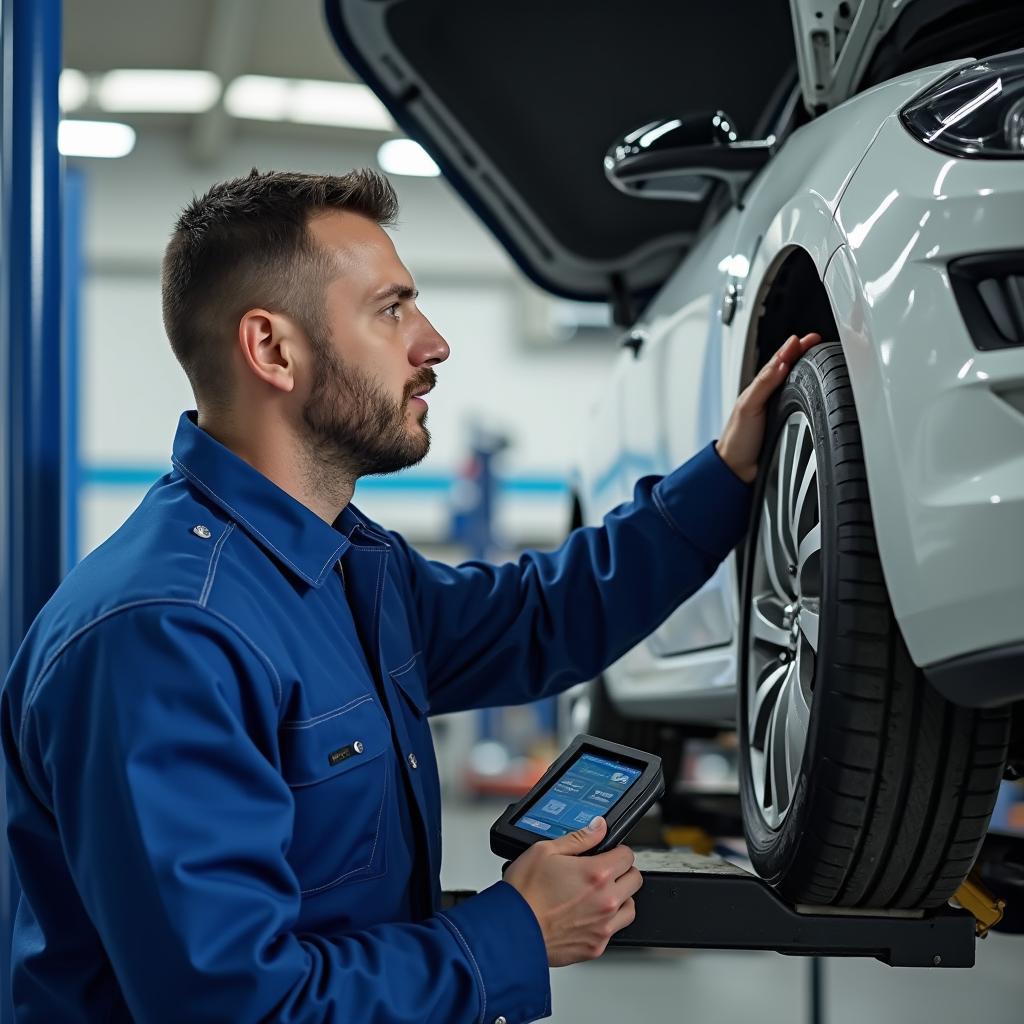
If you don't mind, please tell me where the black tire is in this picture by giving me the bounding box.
[738,343,1011,909]
[587,675,686,792]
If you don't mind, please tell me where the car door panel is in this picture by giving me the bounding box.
[604,210,744,701]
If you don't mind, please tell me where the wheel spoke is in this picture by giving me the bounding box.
[752,594,790,649]
[787,417,811,530]
[790,643,806,724]
[792,449,818,540]
[763,689,780,810]
[776,425,797,564]
[761,505,790,602]
[784,673,808,789]
[749,745,766,811]
[751,661,788,746]
[767,685,790,813]
[797,523,821,580]
[798,599,820,653]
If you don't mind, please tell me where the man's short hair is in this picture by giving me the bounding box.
[161,168,399,410]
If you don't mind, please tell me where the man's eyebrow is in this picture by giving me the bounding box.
[368,283,419,304]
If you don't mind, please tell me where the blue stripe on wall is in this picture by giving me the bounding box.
[81,465,569,496]
[82,466,169,486]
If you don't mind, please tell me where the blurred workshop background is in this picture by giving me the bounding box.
[3,0,1021,1020]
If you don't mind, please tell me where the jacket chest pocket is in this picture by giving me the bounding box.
[280,695,390,896]
[389,651,430,718]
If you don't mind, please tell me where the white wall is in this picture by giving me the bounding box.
[75,130,617,556]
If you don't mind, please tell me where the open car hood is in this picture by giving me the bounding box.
[789,0,1020,113]
[324,0,797,307]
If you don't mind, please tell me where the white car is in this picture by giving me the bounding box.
[329,0,1024,909]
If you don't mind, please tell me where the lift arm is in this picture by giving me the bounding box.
[611,850,977,967]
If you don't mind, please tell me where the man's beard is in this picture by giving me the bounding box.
[301,343,435,479]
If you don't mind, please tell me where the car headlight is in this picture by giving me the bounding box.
[901,49,1024,158]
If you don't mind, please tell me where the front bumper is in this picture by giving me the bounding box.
[926,642,1024,708]
[830,114,1024,693]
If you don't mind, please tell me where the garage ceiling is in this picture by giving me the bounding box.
[64,0,354,80]
[63,0,379,157]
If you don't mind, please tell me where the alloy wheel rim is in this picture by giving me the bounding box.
[747,410,822,829]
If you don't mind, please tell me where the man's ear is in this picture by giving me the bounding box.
[237,308,298,394]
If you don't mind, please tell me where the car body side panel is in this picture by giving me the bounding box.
[579,60,973,723]
[578,211,746,723]
[574,352,631,521]
[831,115,1024,671]
[620,210,744,658]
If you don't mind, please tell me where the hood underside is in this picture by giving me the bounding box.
[325,0,797,307]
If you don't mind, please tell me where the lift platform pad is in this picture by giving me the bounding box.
[610,850,977,967]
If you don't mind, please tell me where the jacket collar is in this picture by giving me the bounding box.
[335,502,392,548]
[170,411,356,588]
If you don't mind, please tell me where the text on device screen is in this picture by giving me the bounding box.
[515,753,643,839]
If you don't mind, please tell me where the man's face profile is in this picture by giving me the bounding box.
[299,211,450,477]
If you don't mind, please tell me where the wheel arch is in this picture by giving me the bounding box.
[742,245,842,389]
[734,245,844,588]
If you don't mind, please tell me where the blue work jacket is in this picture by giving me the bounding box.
[2,411,751,1023]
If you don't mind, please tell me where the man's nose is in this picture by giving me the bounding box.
[409,320,450,367]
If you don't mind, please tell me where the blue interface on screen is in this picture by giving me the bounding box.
[515,753,643,839]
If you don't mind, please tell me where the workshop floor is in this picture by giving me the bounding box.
[441,800,1024,1024]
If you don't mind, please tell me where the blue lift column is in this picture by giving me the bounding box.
[1,0,64,1014]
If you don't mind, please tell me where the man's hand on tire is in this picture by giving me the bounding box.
[716,332,822,483]
[503,816,642,967]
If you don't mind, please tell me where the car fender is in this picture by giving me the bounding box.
[722,60,968,416]
[827,109,1024,669]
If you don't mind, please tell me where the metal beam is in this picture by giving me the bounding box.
[189,0,255,165]
[1,0,64,1014]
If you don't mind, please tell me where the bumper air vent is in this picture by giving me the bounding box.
[949,253,1024,351]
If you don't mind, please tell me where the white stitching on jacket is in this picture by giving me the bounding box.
[172,456,346,586]
[199,522,235,607]
[389,651,422,678]
[280,694,373,730]
[437,913,486,1024]
[18,599,284,765]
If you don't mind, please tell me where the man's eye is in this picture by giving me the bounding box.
[383,303,401,320]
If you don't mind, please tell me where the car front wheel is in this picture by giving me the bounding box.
[738,342,1011,909]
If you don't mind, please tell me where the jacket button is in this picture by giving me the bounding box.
[407,752,418,769]
[494,1017,508,1024]
[353,740,364,754]
[192,524,212,539]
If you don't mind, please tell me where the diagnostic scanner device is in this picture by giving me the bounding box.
[490,734,664,859]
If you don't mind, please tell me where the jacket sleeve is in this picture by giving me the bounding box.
[391,442,753,715]
[17,603,550,1024]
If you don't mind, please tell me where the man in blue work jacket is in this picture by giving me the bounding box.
[2,168,820,1022]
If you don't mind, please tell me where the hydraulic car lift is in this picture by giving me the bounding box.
[448,795,1022,1024]
[606,801,1021,1024]
[611,847,980,968]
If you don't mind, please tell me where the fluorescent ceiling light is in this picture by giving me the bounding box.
[224,75,394,131]
[290,79,391,129]
[96,69,221,113]
[58,120,136,158]
[59,69,89,112]
[224,75,289,121]
[378,138,440,177]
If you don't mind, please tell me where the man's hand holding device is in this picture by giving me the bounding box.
[497,736,663,966]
